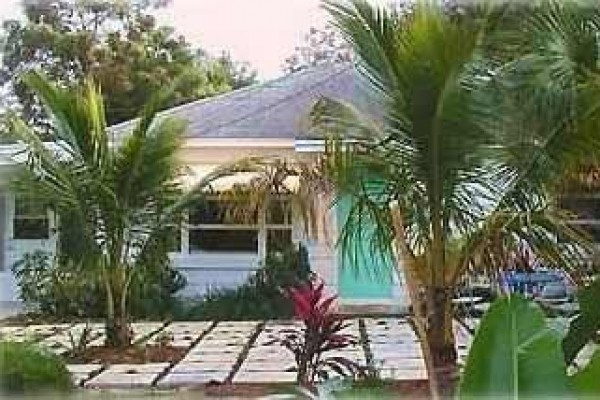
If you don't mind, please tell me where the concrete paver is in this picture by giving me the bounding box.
[5,317,433,387]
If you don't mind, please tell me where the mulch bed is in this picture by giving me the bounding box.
[69,344,187,364]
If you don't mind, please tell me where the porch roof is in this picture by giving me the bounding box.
[109,63,379,141]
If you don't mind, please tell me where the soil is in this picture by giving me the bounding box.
[69,344,188,364]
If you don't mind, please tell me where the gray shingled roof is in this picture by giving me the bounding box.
[110,63,378,140]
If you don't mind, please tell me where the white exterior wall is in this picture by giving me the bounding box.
[0,139,407,309]
[0,140,306,302]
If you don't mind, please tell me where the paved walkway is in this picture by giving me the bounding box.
[0,318,428,389]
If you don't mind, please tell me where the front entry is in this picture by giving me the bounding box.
[336,196,396,302]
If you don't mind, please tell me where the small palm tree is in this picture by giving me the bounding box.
[314,0,600,394]
[11,71,189,347]
[200,155,331,239]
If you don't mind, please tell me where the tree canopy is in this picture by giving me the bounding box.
[282,25,352,74]
[0,0,257,130]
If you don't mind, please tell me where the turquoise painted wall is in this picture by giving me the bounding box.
[336,196,395,300]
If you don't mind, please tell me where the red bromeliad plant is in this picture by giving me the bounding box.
[282,277,364,386]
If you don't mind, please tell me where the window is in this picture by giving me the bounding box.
[571,222,600,242]
[13,198,49,240]
[266,199,293,252]
[185,197,294,254]
[189,199,257,225]
[266,199,292,225]
[560,195,600,243]
[267,229,293,252]
[188,199,259,253]
[190,229,258,252]
[559,196,600,220]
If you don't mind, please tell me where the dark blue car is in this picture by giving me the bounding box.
[502,270,572,300]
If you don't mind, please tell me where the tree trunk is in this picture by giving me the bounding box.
[426,287,458,397]
[105,283,132,348]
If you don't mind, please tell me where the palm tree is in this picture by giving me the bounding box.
[10,71,189,347]
[313,0,600,394]
[199,155,331,240]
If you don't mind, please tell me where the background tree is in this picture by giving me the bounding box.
[206,51,258,90]
[0,0,256,130]
[282,25,352,74]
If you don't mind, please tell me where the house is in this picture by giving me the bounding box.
[0,63,408,313]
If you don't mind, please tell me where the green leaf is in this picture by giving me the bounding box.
[459,295,572,400]
[563,278,600,365]
[570,349,600,397]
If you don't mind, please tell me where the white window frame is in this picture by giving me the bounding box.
[12,196,52,241]
[181,196,294,259]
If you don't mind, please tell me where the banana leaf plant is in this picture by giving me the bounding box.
[281,277,365,387]
[459,295,600,399]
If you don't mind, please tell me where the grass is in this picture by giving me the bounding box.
[0,341,72,394]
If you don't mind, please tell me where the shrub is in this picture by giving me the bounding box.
[11,251,101,318]
[12,250,187,320]
[181,244,312,320]
[0,341,72,393]
[128,262,188,319]
[282,277,364,386]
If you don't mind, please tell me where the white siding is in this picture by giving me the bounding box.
[171,253,259,297]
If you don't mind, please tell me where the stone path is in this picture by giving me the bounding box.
[0,318,430,389]
[365,318,428,381]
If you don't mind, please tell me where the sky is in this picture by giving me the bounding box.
[0,0,388,80]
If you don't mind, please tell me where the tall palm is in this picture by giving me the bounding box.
[315,0,600,393]
[11,71,188,347]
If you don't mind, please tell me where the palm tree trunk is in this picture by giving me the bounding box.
[104,270,132,348]
[426,286,458,397]
[391,206,457,397]
[105,288,132,347]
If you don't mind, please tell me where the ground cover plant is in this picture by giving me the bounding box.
[0,341,72,394]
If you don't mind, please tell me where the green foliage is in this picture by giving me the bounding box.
[563,277,600,364]
[570,350,600,396]
[128,261,188,319]
[459,295,571,399]
[459,295,600,399]
[11,251,96,317]
[315,2,600,386]
[11,250,187,320]
[181,245,312,321]
[10,71,195,346]
[0,0,255,130]
[0,341,72,394]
